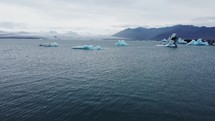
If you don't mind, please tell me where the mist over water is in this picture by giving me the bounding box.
[0,39,215,121]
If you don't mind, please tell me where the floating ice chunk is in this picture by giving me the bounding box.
[186,40,196,45]
[165,40,177,47]
[196,38,209,46]
[187,38,209,46]
[39,42,59,47]
[178,38,187,44]
[115,40,128,46]
[161,38,170,45]
[72,45,102,50]
[165,40,173,46]
[157,40,176,47]
[162,39,168,42]
[204,41,209,46]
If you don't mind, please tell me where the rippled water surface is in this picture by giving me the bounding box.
[0,39,215,121]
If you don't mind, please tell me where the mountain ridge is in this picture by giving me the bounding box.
[113,25,215,40]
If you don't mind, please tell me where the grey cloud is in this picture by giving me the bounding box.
[112,24,150,28]
[191,16,215,27]
[0,0,203,20]
[192,17,215,21]
[0,0,215,34]
[0,21,27,29]
[165,0,215,7]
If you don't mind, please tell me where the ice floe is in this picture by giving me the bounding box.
[39,42,59,47]
[72,45,102,50]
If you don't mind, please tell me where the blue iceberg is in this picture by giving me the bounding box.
[177,38,187,44]
[186,38,209,46]
[72,45,102,50]
[115,40,128,46]
[39,42,59,47]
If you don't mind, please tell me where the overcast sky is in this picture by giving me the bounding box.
[0,0,215,34]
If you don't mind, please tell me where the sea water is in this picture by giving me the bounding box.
[0,39,215,121]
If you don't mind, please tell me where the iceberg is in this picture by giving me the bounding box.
[165,40,177,47]
[156,40,177,47]
[187,40,196,45]
[161,38,169,44]
[186,38,209,46]
[162,39,168,42]
[39,42,59,47]
[72,45,102,50]
[177,38,187,44]
[115,40,128,46]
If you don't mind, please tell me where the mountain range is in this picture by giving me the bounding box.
[113,25,215,40]
[0,31,79,40]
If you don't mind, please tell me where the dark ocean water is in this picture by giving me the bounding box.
[0,39,215,121]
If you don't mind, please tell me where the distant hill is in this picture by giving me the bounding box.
[0,31,43,39]
[0,31,79,40]
[113,25,215,40]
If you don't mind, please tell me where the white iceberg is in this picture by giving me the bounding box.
[165,40,177,47]
[177,38,187,44]
[115,40,128,46]
[39,42,59,47]
[161,38,169,45]
[162,39,168,42]
[186,38,209,46]
[156,40,177,47]
[161,37,173,44]
[72,45,102,50]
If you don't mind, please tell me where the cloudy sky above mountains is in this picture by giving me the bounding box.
[0,0,215,34]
